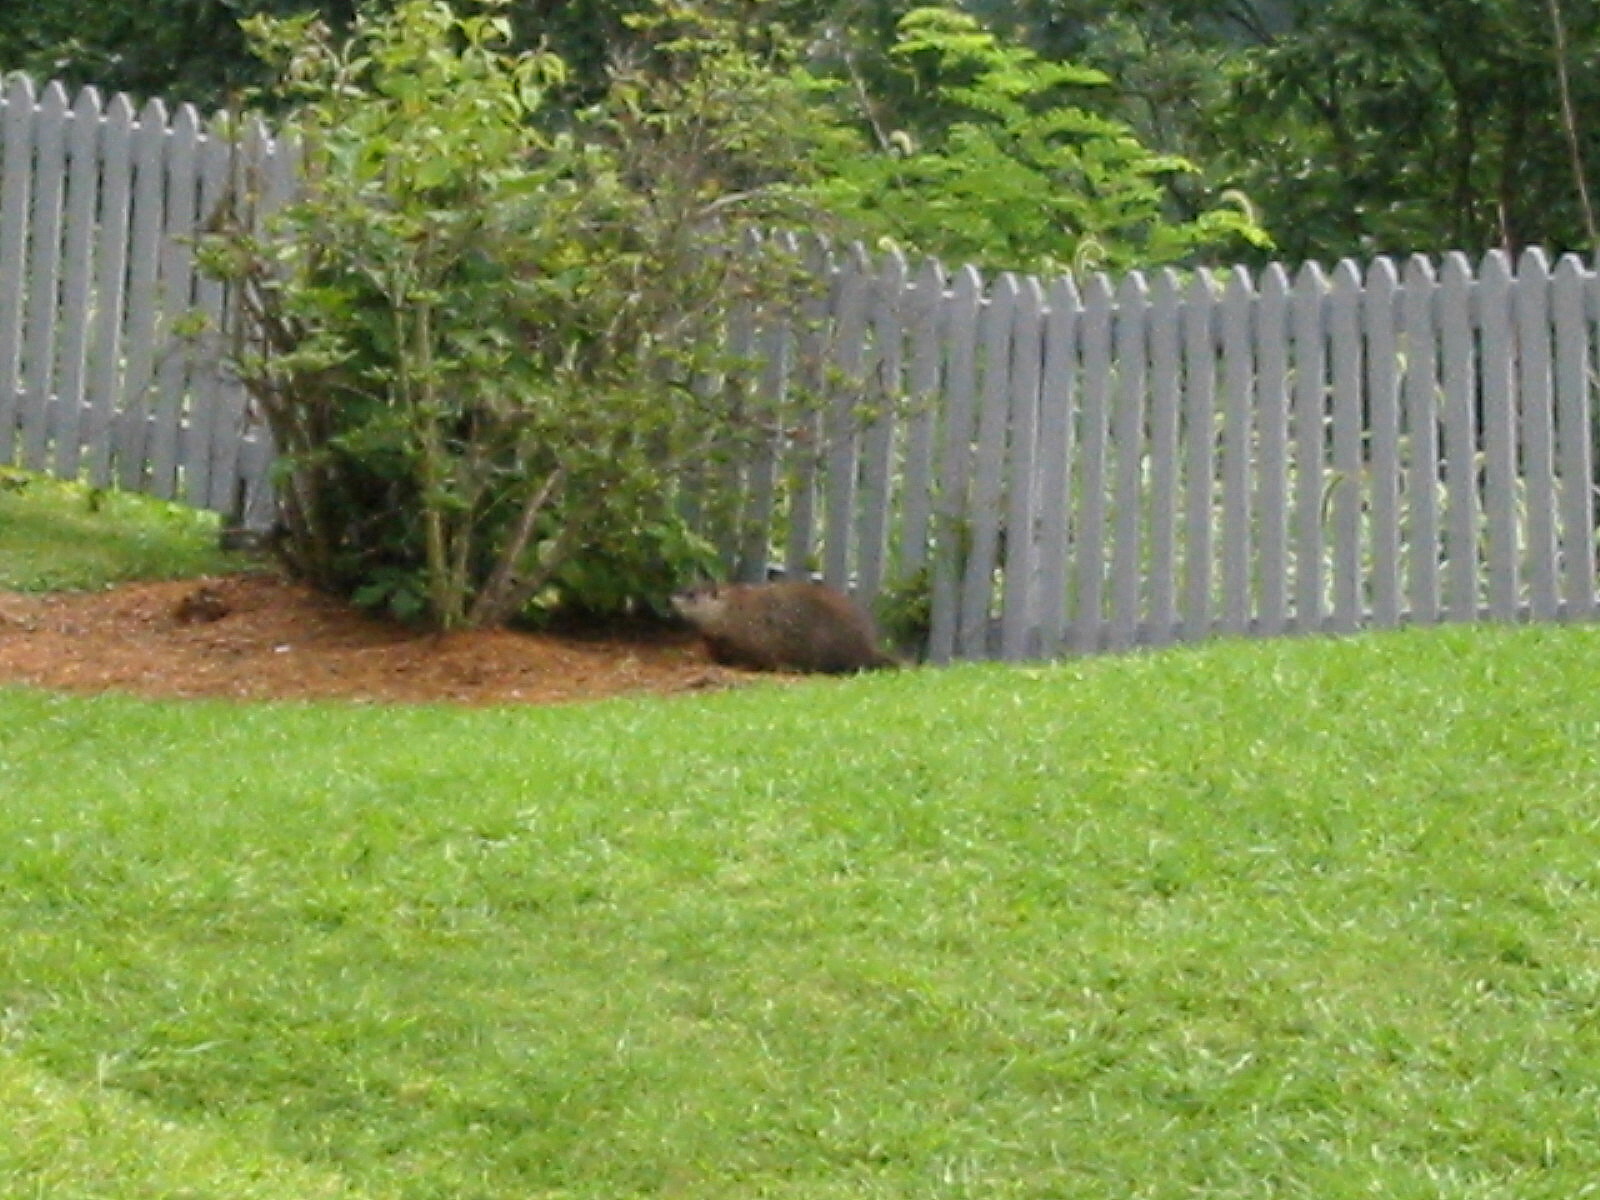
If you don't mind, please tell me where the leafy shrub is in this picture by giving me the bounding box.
[201,0,835,629]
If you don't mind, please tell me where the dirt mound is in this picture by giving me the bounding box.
[0,572,756,706]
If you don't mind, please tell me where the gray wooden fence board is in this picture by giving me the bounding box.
[1000,276,1045,659]
[83,92,134,488]
[1364,257,1403,627]
[1439,253,1480,623]
[1478,251,1519,620]
[897,257,945,578]
[1144,269,1183,646]
[959,276,1017,658]
[51,87,102,478]
[781,235,831,579]
[1328,260,1365,633]
[735,312,788,582]
[1109,271,1150,649]
[821,246,871,589]
[927,265,983,664]
[1072,273,1115,653]
[19,81,68,472]
[854,249,906,605]
[147,103,202,500]
[0,75,34,463]
[1402,256,1442,623]
[1033,276,1080,658]
[1290,261,1328,633]
[1514,248,1560,621]
[202,114,272,517]
[1180,271,1218,643]
[1218,268,1253,637]
[115,97,169,489]
[182,114,232,511]
[1255,264,1292,637]
[1554,255,1596,619]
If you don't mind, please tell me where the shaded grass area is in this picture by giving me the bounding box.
[3,622,1600,1197]
[0,469,245,590]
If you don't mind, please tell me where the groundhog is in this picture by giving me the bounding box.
[672,580,898,674]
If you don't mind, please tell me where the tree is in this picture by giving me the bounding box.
[811,6,1268,274]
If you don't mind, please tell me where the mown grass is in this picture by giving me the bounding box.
[4,620,1600,1198]
[0,468,245,590]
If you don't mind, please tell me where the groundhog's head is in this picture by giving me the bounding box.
[670,583,729,626]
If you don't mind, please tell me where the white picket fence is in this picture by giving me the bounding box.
[735,242,1600,661]
[3,74,1599,662]
[0,74,280,525]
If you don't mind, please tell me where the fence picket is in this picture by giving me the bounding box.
[1477,251,1519,620]
[855,249,906,604]
[897,257,946,578]
[51,87,103,478]
[1000,277,1046,659]
[115,96,170,489]
[19,81,69,471]
[145,103,203,500]
[1108,272,1150,649]
[1328,260,1364,633]
[1402,256,1442,623]
[1180,271,1219,643]
[1364,257,1403,627]
[1145,269,1183,646]
[1439,253,1480,622]
[781,235,832,580]
[1033,276,1080,658]
[1290,261,1328,633]
[821,246,872,589]
[1218,268,1254,637]
[1255,264,1291,636]
[1553,255,1596,619]
[1515,248,1559,621]
[83,93,135,487]
[0,75,35,463]
[927,265,983,664]
[184,113,234,510]
[1073,274,1116,653]
[959,275,1018,658]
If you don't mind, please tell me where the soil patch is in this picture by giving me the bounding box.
[0,572,761,706]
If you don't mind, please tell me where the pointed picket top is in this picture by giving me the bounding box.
[4,71,35,111]
[1364,255,1399,290]
[910,254,946,300]
[1439,250,1475,302]
[137,93,169,131]
[951,262,984,308]
[103,90,135,127]
[1145,265,1178,309]
[1331,257,1362,294]
[69,85,103,124]
[1116,267,1151,311]
[1082,269,1115,312]
[1292,257,1329,295]
[1183,266,1218,311]
[1477,246,1513,295]
[39,78,70,117]
[1259,261,1290,298]
[1517,245,1552,281]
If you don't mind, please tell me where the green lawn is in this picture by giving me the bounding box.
[3,618,1600,1198]
[0,469,245,590]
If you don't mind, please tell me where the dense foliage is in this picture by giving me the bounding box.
[200,0,837,628]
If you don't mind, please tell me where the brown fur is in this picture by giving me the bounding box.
[672,581,898,674]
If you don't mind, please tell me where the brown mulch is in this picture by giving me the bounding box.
[0,571,760,706]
